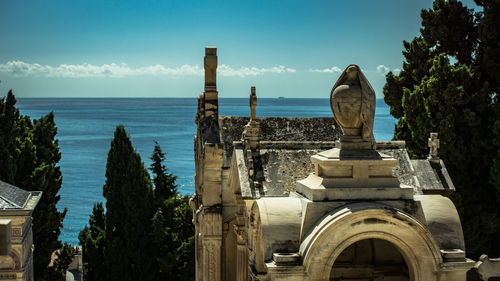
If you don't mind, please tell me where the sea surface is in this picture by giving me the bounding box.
[16,98,396,245]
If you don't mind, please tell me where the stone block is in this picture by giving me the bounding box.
[0,220,11,256]
[296,175,414,201]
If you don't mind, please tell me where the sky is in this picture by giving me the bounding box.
[0,0,480,98]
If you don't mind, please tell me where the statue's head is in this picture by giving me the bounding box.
[330,64,376,148]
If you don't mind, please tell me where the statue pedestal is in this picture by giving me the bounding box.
[296,148,414,201]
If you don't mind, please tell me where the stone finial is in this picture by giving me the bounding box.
[250,86,257,121]
[242,86,261,188]
[428,132,440,161]
[330,64,376,150]
[204,47,217,93]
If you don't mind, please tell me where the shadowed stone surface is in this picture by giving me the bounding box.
[219,116,341,167]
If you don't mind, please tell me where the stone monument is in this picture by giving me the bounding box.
[331,64,376,150]
[192,48,475,281]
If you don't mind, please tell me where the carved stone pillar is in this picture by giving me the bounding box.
[201,211,222,281]
[234,224,249,281]
[203,238,222,281]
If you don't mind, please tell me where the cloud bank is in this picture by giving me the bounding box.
[309,66,342,73]
[0,61,296,78]
[0,61,401,79]
[310,65,401,75]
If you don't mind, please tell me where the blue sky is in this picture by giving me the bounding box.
[0,0,480,98]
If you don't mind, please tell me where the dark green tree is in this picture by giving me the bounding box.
[383,0,500,258]
[78,203,106,281]
[0,90,20,183]
[150,140,178,203]
[102,125,156,281]
[0,90,67,281]
[31,112,68,281]
[150,143,195,280]
[79,130,194,280]
[47,243,78,281]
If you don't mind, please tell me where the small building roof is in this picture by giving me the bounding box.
[0,180,41,210]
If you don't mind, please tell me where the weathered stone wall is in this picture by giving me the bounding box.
[219,116,341,167]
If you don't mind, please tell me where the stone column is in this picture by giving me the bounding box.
[202,211,222,281]
[234,225,249,281]
[203,47,218,120]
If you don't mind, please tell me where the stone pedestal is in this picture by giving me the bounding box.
[297,148,413,201]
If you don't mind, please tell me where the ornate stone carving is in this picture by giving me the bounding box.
[475,255,500,281]
[330,64,376,150]
[428,132,440,162]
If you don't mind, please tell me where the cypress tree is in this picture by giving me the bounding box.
[78,203,106,281]
[0,90,67,281]
[0,90,20,183]
[383,0,500,258]
[150,140,178,203]
[30,112,67,281]
[103,125,156,281]
[150,143,194,280]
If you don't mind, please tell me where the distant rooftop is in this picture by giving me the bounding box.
[0,180,38,210]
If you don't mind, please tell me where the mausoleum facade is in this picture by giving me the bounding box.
[191,47,475,281]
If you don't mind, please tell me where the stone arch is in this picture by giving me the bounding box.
[300,202,442,281]
[249,197,303,275]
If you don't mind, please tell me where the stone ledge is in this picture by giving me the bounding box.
[296,175,414,201]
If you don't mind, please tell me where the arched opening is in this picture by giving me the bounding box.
[330,238,410,281]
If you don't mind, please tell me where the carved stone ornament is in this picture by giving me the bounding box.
[330,64,376,149]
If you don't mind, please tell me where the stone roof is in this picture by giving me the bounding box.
[0,180,31,209]
[0,180,41,210]
[219,116,342,167]
[234,141,455,199]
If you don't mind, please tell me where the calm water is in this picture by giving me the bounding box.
[16,98,396,245]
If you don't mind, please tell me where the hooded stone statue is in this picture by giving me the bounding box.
[330,64,376,149]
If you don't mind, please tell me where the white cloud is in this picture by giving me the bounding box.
[0,61,296,78]
[218,64,296,77]
[376,64,391,74]
[376,64,401,75]
[309,65,401,75]
[309,66,342,73]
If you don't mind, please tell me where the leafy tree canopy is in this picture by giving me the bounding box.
[383,0,500,258]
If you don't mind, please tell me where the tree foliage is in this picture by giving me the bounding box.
[150,142,194,280]
[79,128,195,280]
[384,0,500,258]
[150,140,178,203]
[0,90,67,281]
[78,203,106,281]
[103,125,156,281]
[47,243,79,281]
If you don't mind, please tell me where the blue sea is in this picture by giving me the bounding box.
[16,98,396,245]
